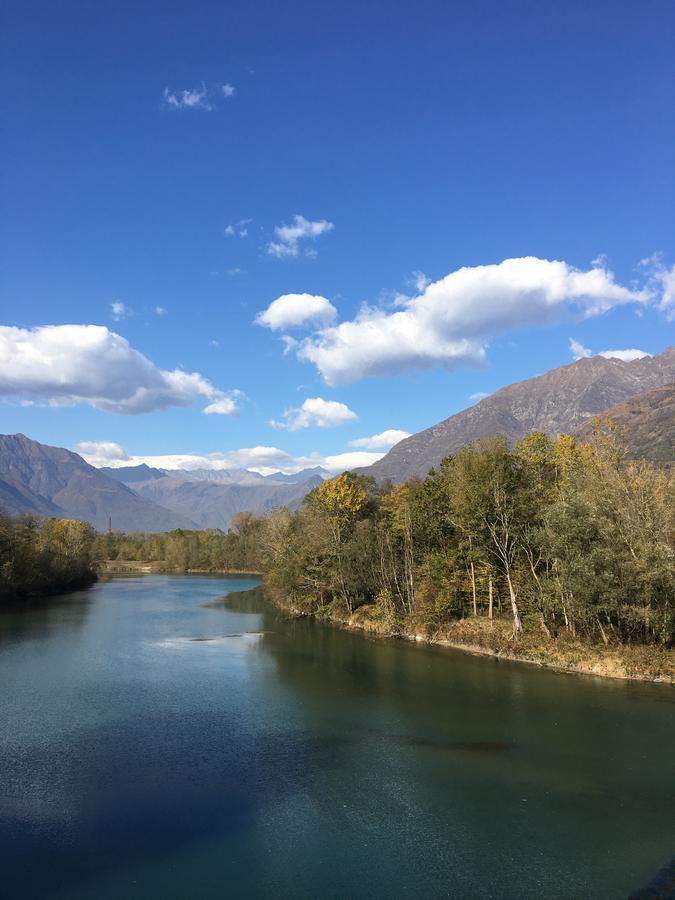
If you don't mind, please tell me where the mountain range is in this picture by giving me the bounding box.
[0,436,325,532]
[1,347,672,531]
[357,347,675,482]
[0,434,195,532]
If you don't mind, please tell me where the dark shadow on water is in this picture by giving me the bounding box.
[1,709,349,897]
[0,587,93,645]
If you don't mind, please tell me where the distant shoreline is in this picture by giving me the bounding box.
[100,560,262,577]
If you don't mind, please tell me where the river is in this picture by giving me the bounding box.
[0,575,673,898]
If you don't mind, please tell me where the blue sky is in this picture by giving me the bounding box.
[1,0,674,472]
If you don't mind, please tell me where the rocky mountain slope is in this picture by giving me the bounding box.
[577,382,675,465]
[356,347,675,483]
[0,434,196,531]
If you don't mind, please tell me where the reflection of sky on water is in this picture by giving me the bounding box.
[0,576,673,900]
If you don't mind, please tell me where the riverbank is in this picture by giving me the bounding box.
[271,597,675,684]
[100,560,262,576]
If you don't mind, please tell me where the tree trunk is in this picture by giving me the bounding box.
[506,570,523,636]
[488,574,493,620]
[470,561,477,616]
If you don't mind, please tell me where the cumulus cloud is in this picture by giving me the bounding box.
[75,441,130,467]
[0,325,240,416]
[598,348,652,362]
[409,271,430,292]
[322,451,383,471]
[293,257,649,385]
[163,84,213,111]
[111,301,131,321]
[224,218,251,238]
[163,81,236,111]
[647,258,675,320]
[76,441,383,476]
[271,397,358,431]
[203,395,241,415]
[657,265,675,318]
[348,429,410,449]
[569,338,651,363]
[569,338,593,360]
[267,215,334,258]
[255,293,337,331]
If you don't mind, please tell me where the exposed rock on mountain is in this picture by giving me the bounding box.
[577,382,675,465]
[356,347,675,483]
[0,434,197,531]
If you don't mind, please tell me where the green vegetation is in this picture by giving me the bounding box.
[97,511,264,574]
[260,423,675,657]
[0,513,98,600]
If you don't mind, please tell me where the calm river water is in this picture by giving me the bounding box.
[0,575,673,898]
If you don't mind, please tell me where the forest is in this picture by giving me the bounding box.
[0,514,98,601]
[260,424,674,648]
[101,423,674,650]
[97,512,263,574]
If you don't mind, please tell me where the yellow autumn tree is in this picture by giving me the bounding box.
[307,473,367,613]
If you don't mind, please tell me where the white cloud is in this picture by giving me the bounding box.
[569,338,592,360]
[271,397,358,431]
[75,441,130,467]
[469,391,489,402]
[111,301,131,321]
[76,441,384,476]
[0,324,240,416]
[293,257,650,385]
[203,394,240,415]
[569,338,651,363]
[409,271,430,292]
[266,215,334,258]
[654,264,675,320]
[348,429,410,449]
[163,81,236,112]
[638,253,675,320]
[598,348,651,362]
[224,218,251,238]
[255,293,337,331]
[155,306,167,316]
[322,451,383,471]
[163,84,213,111]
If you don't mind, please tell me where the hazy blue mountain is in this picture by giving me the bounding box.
[169,467,268,485]
[128,473,323,530]
[100,464,167,483]
[264,466,331,483]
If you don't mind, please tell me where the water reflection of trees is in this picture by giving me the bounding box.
[0,587,93,645]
